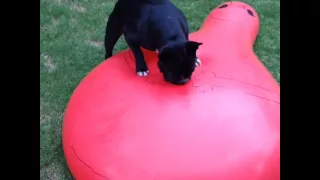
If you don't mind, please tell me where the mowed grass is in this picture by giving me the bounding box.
[40,0,280,179]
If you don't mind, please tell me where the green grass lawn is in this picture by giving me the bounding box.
[40,0,280,179]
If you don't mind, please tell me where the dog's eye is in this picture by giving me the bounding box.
[218,4,228,8]
[247,9,254,16]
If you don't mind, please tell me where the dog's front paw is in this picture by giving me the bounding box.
[137,70,149,76]
[195,57,201,67]
[136,61,149,76]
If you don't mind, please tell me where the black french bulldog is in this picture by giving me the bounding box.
[104,0,203,85]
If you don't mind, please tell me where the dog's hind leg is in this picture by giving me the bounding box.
[104,10,124,60]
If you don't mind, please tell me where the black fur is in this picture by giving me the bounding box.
[104,0,202,85]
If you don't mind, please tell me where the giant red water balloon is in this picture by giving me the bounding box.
[63,1,280,180]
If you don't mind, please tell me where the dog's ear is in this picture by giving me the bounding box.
[185,41,203,56]
[158,45,174,62]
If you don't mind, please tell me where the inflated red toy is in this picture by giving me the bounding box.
[63,1,280,180]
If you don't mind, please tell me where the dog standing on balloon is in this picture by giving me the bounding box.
[104,0,202,85]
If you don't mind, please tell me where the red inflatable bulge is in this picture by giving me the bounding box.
[63,1,280,180]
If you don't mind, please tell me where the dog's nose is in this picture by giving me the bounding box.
[177,78,190,85]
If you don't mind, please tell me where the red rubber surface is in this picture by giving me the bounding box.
[63,1,280,180]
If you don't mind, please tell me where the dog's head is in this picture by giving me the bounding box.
[157,41,203,85]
